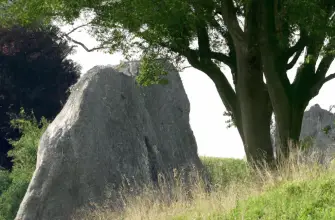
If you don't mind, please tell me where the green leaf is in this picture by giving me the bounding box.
[136,52,169,86]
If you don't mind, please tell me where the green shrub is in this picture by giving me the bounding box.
[200,157,252,188]
[0,170,11,195]
[0,109,48,220]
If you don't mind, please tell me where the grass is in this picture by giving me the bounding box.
[226,176,335,220]
[4,110,335,219]
[1,112,333,220]
[74,149,335,220]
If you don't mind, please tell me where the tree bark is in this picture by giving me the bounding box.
[258,0,293,158]
[275,61,318,156]
[169,0,277,166]
[219,0,275,165]
[234,47,274,165]
[187,51,275,165]
[274,104,306,158]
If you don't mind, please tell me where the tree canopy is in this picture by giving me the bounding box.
[0,24,80,169]
[1,0,334,165]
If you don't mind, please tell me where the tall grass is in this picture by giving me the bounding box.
[75,149,335,220]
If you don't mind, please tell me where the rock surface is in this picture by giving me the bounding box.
[272,104,335,159]
[300,104,335,154]
[15,61,204,220]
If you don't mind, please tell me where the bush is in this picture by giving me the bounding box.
[0,170,11,195]
[0,109,48,220]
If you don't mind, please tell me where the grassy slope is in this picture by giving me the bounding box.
[225,176,335,220]
[81,155,335,220]
[173,156,335,220]
[3,139,334,219]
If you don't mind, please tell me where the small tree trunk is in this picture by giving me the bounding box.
[257,0,315,161]
[275,102,307,159]
[273,68,313,158]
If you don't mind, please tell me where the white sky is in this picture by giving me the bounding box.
[58,21,335,159]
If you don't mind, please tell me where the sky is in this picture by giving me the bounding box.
[57,19,335,159]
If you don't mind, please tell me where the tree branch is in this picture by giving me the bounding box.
[61,45,76,61]
[210,13,228,39]
[321,73,335,85]
[208,17,237,80]
[315,38,335,79]
[58,21,110,52]
[195,19,211,61]
[194,17,238,113]
[285,32,308,60]
[61,22,92,37]
[310,71,335,98]
[137,30,238,115]
[199,18,231,66]
[185,48,237,114]
[195,16,237,84]
[63,35,109,52]
[209,51,232,66]
[316,54,334,77]
[286,48,304,70]
[295,36,333,100]
[158,35,238,115]
[220,0,245,43]
[180,65,192,71]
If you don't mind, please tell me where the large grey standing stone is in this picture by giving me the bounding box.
[15,61,204,220]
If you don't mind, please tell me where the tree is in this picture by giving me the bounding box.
[0,24,80,169]
[2,0,334,165]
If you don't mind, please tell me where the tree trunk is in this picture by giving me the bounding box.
[270,65,315,158]
[258,0,294,160]
[274,105,305,158]
[236,1,274,166]
[218,0,275,166]
[204,60,274,165]
[240,92,274,166]
[235,49,274,165]
[289,105,305,144]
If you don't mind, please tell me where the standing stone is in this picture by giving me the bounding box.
[300,104,335,157]
[15,61,205,220]
[272,104,335,162]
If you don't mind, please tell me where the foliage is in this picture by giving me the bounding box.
[0,170,11,195]
[223,110,236,128]
[0,24,79,169]
[136,53,169,86]
[0,109,48,220]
